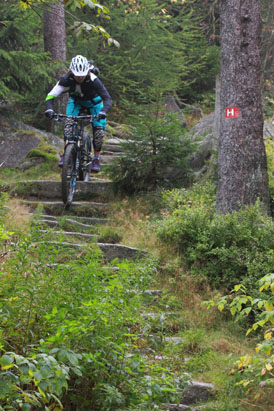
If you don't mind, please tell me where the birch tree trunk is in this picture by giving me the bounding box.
[216,0,270,214]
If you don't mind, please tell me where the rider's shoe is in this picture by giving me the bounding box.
[58,154,64,168]
[91,157,100,173]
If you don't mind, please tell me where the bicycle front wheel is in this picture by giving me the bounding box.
[62,144,77,206]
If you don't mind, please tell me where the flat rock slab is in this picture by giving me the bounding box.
[40,230,97,239]
[0,116,63,168]
[161,405,207,410]
[98,243,146,261]
[37,214,109,228]
[44,241,146,261]
[165,336,185,344]
[181,381,215,405]
[100,154,121,165]
[161,405,190,410]
[141,312,177,320]
[102,145,123,153]
[12,180,113,200]
[144,290,163,297]
[22,200,108,217]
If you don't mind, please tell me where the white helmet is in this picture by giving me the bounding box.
[70,55,89,76]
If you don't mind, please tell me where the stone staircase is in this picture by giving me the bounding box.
[11,137,215,410]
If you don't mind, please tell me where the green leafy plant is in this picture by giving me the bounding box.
[204,274,274,392]
[0,350,79,410]
[265,138,274,216]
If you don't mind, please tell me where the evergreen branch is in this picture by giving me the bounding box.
[23,0,72,27]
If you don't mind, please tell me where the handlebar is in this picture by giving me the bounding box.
[53,114,97,122]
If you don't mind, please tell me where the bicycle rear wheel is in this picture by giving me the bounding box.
[62,144,77,206]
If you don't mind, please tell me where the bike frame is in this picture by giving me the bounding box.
[54,114,95,206]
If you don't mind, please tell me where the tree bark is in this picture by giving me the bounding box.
[44,0,67,130]
[43,0,66,66]
[217,0,270,214]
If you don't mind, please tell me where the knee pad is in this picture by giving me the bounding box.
[93,127,104,152]
[64,118,75,140]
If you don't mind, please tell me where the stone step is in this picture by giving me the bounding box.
[161,405,190,410]
[39,219,95,229]
[46,263,120,272]
[126,289,162,297]
[40,230,97,240]
[180,381,215,406]
[137,334,185,347]
[39,219,59,228]
[12,179,113,200]
[38,213,109,224]
[37,214,109,229]
[102,143,124,153]
[161,405,207,410]
[22,200,108,217]
[141,312,178,320]
[42,241,146,261]
[161,380,215,410]
[100,154,121,165]
[144,290,162,297]
[165,336,185,344]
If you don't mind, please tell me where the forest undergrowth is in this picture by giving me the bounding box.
[107,178,274,410]
[0,135,274,410]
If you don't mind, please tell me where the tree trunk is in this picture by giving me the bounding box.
[44,0,67,130]
[44,0,66,65]
[217,0,270,215]
[213,74,220,140]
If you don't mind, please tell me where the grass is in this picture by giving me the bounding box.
[104,192,267,409]
[1,155,272,409]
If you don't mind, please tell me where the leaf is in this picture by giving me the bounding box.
[0,379,13,396]
[40,365,54,379]
[57,349,68,363]
[234,284,245,292]
[263,345,272,356]
[218,303,224,312]
[264,332,272,341]
[264,301,273,312]
[21,404,32,411]
[67,352,79,366]
[0,355,14,370]
[37,386,47,400]
[266,363,273,371]
[0,354,14,367]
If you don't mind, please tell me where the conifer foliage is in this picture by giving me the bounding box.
[107,106,196,194]
[0,3,54,108]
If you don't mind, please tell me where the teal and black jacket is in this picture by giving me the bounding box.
[45,72,112,114]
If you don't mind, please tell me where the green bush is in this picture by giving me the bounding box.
[106,109,197,194]
[158,187,274,290]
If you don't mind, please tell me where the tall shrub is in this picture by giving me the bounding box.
[107,108,197,194]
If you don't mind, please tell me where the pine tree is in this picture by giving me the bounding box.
[217,0,270,214]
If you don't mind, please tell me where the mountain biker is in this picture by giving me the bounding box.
[45,55,112,173]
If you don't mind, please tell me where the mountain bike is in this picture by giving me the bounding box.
[53,113,95,207]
